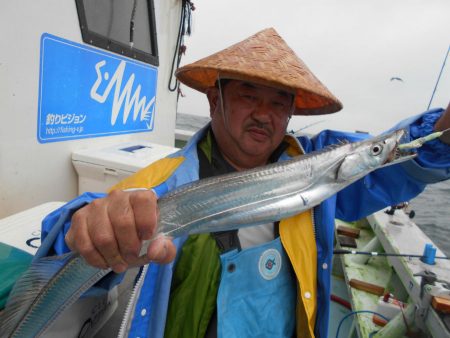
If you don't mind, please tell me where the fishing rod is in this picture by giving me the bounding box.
[333,249,450,260]
[290,119,327,134]
[427,45,450,110]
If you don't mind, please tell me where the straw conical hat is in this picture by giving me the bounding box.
[176,28,342,115]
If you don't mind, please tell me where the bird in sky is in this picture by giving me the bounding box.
[390,77,404,82]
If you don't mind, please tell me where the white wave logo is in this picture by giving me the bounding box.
[90,60,155,129]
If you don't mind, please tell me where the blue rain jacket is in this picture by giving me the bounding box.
[39,108,450,337]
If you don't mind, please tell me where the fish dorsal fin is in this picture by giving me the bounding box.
[0,253,74,337]
[320,139,349,151]
[322,143,341,151]
[337,138,350,146]
[298,140,349,160]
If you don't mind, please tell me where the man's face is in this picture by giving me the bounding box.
[208,80,293,169]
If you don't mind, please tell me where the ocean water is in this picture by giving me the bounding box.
[410,179,450,256]
[176,113,210,132]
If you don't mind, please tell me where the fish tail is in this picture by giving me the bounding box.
[0,252,107,337]
[0,253,74,337]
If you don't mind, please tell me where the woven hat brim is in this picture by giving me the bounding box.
[175,28,343,116]
[176,66,342,115]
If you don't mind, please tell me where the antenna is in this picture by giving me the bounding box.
[289,119,326,134]
[427,45,450,110]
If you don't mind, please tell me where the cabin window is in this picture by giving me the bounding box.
[75,0,158,65]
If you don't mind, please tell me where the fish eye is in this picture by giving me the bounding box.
[371,143,383,156]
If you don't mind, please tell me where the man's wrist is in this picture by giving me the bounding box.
[434,105,450,145]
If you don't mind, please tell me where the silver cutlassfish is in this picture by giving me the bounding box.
[0,129,415,337]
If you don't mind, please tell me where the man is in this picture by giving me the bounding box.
[42,28,450,337]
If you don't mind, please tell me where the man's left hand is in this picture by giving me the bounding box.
[435,102,450,144]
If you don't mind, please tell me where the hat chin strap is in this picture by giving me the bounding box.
[217,76,232,132]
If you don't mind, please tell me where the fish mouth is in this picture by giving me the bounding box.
[388,147,416,164]
[386,129,417,165]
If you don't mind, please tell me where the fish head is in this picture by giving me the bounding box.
[337,129,416,182]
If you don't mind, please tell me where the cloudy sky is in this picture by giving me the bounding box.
[176,0,450,135]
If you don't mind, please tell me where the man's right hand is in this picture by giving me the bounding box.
[65,189,176,273]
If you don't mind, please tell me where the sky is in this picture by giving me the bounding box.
[176,0,450,135]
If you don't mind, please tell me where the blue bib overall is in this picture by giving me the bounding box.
[217,237,296,338]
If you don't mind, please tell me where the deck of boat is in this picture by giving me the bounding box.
[331,208,450,338]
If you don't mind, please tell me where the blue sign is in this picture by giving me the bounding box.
[37,33,158,143]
